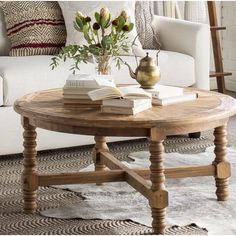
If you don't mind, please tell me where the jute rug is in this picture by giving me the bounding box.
[0,132,223,235]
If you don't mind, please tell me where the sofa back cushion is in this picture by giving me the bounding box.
[1,1,66,56]
[0,5,11,56]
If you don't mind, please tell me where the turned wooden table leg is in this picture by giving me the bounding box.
[149,129,168,235]
[213,125,231,201]
[93,136,109,185]
[22,117,38,213]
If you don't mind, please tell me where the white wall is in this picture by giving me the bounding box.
[221,1,236,92]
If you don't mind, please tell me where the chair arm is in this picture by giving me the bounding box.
[151,15,210,90]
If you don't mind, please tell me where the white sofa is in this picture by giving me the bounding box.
[0,10,210,155]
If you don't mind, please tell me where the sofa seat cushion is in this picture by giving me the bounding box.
[0,50,194,106]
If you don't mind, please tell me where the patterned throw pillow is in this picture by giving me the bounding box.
[1,1,66,56]
[135,1,160,49]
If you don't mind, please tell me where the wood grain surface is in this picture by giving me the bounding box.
[14,88,236,133]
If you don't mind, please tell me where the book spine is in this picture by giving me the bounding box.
[102,99,134,107]
[152,93,197,106]
[63,94,90,99]
[101,106,133,115]
[63,99,102,105]
[101,102,151,115]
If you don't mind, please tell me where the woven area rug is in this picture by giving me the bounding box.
[41,146,236,235]
[0,132,226,235]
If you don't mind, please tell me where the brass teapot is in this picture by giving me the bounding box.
[125,52,160,89]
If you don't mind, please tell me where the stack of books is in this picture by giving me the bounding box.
[63,74,115,105]
[145,84,198,106]
[88,86,152,115]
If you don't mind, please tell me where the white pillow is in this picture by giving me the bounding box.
[59,1,142,55]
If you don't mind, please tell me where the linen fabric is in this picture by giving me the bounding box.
[135,1,159,49]
[151,15,210,90]
[0,75,3,106]
[58,1,142,54]
[1,1,66,56]
[0,50,194,106]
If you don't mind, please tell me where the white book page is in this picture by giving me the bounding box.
[94,76,115,87]
[119,87,151,98]
[88,87,122,101]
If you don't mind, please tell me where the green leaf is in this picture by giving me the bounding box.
[128,23,134,32]
[106,22,112,28]
[73,21,82,32]
[95,12,100,23]
[84,32,91,43]
[83,24,89,33]
[104,13,111,28]
[75,17,84,30]
[89,45,101,55]
[117,16,125,32]
[101,35,112,49]
[100,16,107,28]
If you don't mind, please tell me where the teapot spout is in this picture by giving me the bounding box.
[124,62,136,80]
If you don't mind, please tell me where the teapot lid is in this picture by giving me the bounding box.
[140,52,154,63]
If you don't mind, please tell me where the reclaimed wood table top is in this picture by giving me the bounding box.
[14,88,236,130]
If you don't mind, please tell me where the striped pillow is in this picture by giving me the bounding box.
[1,1,66,56]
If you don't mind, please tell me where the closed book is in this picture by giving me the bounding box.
[65,74,115,88]
[63,94,90,99]
[101,101,152,115]
[102,98,151,108]
[63,98,102,105]
[152,92,198,106]
[145,84,184,99]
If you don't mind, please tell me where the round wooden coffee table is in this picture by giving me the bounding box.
[14,88,236,234]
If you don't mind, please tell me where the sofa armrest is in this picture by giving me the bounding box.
[151,15,210,90]
[0,74,3,106]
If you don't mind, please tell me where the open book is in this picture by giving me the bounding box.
[88,86,152,101]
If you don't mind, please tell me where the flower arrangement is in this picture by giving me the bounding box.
[51,7,135,74]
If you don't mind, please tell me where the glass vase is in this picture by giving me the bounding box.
[93,55,112,75]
